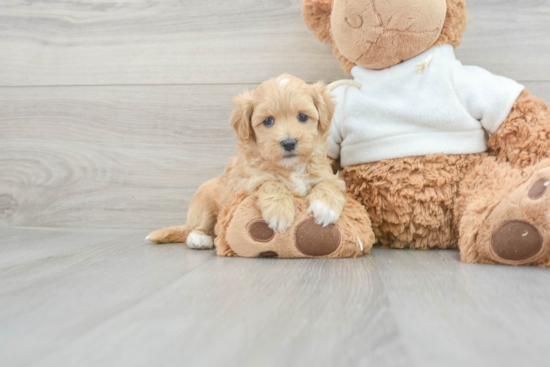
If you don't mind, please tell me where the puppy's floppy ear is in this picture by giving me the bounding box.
[310,81,335,139]
[230,91,254,143]
[302,0,333,44]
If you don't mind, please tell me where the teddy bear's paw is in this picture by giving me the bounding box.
[186,231,214,250]
[220,193,373,258]
[246,218,341,258]
[307,200,340,227]
[475,163,550,266]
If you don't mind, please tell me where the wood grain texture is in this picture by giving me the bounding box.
[0,84,246,229]
[1,227,550,367]
[0,0,549,86]
[1,82,549,229]
[0,227,216,366]
[0,0,347,86]
[1,2,550,365]
[374,249,550,367]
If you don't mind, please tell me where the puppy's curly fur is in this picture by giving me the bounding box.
[147,75,346,248]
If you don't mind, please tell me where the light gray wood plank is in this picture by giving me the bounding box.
[0,227,216,366]
[34,258,411,367]
[0,228,409,367]
[1,82,549,230]
[373,248,550,367]
[524,81,550,100]
[1,0,549,86]
[2,228,550,367]
[456,0,550,81]
[0,84,247,229]
[0,0,347,86]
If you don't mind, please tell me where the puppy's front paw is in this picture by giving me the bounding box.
[308,200,340,227]
[261,205,295,233]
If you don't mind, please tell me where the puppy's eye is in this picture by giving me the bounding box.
[263,117,275,127]
[298,114,308,123]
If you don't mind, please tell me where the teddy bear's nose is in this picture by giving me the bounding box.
[345,14,363,28]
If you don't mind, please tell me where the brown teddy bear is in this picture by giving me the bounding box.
[303,0,550,266]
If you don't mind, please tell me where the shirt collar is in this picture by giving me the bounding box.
[351,44,456,84]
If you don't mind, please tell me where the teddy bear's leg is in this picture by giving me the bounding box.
[488,90,550,168]
[455,157,550,266]
[341,153,485,249]
[454,90,550,265]
[216,193,374,258]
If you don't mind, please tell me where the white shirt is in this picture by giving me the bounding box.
[328,45,525,166]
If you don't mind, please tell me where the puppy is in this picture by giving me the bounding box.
[147,74,346,249]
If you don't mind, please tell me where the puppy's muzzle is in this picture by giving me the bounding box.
[281,138,298,152]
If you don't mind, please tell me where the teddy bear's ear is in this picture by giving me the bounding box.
[310,81,335,139]
[231,91,254,143]
[302,0,333,44]
[433,0,469,49]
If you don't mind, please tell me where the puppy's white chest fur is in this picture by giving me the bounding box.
[286,164,320,197]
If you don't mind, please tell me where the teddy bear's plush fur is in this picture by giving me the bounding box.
[303,0,550,265]
[215,192,375,258]
[456,157,550,266]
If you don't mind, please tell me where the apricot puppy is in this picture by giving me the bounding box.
[147,74,346,249]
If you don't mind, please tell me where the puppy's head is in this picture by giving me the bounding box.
[231,74,335,167]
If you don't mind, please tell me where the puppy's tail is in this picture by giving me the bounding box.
[146,225,190,244]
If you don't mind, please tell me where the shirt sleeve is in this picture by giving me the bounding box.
[327,86,347,159]
[451,64,525,134]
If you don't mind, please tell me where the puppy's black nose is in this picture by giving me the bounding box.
[281,138,297,152]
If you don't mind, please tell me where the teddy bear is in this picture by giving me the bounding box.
[303,0,550,266]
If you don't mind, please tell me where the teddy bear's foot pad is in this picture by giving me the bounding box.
[491,221,543,261]
[295,219,340,256]
[475,163,550,266]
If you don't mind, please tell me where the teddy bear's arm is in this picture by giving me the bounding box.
[326,86,351,160]
[451,65,525,134]
[488,90,550,169]
[327,128,342,161]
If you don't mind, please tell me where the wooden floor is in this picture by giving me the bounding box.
[2,1,550,365]
[1,227,549,367]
